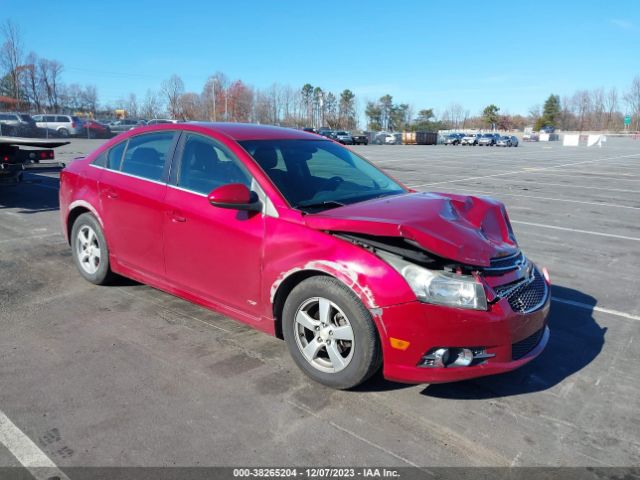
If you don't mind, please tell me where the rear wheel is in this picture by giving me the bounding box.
[283,276,381,389]
[58,128,69,138]
[71,213,115,285]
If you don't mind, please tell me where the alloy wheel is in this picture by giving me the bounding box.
[294,297,355,373]
[76,225,101,275]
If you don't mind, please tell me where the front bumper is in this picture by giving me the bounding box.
[374,292,550,384]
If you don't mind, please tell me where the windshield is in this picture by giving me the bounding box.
[239,139,406,212]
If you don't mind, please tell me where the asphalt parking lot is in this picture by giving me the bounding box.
[1,138,639,471]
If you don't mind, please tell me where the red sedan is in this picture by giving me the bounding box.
[82,119,111,139]
[59,123,550,389]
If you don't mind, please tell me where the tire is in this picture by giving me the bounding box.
[7,126,17,136]
[283,276,381,389]
[58,128,69,138]
[70,213,115,285]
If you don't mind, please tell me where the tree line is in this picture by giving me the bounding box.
[2,19,640,131]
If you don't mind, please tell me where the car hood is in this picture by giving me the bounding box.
[304,192,518,267]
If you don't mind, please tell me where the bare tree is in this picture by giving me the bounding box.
[140,89,163,119]
[179,92,202,120]
[22,52,42,112]
[591,87,605,130]
[624,76,640,130]
[38,58,63,113]
[604,87,618,130]
[81,85,98,113]
[126,93,139,118]
[161,74,185,119]
[0,20,24,102]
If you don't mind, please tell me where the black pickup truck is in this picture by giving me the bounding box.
[0,137,69,185]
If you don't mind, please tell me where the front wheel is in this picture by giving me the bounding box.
[283,276,381,389]
[71,213,115,285]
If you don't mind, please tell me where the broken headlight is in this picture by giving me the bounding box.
[379,252,487,310]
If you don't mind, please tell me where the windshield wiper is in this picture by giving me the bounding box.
[296,200,345,211]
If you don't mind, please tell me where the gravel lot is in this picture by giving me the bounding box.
[1,137,639,471]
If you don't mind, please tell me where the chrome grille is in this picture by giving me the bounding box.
[484,251,525,274]
[494,268,548,314]
[512,328,544,360]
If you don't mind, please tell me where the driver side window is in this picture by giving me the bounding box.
[177,134,251,195]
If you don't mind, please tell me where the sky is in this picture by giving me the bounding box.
[3,0,640,117]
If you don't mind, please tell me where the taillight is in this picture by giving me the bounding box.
[2,155,9,162]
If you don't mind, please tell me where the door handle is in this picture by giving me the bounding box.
[169,210,186,223]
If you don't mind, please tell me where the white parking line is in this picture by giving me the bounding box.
[0,233,61,244]
[511,220,640,241]
[0,410,70,480]
[458,178,639,194]
[427,186,640,210]
[407,152,640,188]
[526,172,640,182]
[552,297,640,322]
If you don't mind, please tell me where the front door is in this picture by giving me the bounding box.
[163,132,265,316]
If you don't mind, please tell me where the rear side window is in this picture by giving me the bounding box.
[120,132,175,182]
[107,141,127,170]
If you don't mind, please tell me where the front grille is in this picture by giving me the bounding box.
[484,251,525,274]
[494,268,548,314]
[512,328,544,360]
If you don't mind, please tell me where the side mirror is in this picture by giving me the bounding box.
[208,183,262,212]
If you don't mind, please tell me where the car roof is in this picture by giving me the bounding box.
[188,122,321,141]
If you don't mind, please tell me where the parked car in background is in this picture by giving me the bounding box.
[108,119,147,133]
[82,119,112,139]
[444,133,464,145]
[0,112,38,137]
[147,119,180,125]
[60,123,550,389]
[496,135,519,147]
[478,133,499,146]
[540,125,555,134]
[461,133,481,146]
[351,132,369,145]
[374,132,397,145]
[334,131,353,145]
[32,114,84,137]
[317,128,333,138]
[302,127,317,134]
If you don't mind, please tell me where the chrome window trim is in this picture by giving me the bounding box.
[88,163,167,186]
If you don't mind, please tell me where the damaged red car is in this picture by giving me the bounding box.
[60,123,550,389]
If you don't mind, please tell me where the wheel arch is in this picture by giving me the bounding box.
[66,200,104,244]
[270,262,380,340]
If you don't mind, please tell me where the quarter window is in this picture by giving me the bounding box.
[120,132,175,181]
[177,134,250,194]
[106,141,127,170]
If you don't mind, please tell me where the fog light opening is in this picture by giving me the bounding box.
[419,346,495,368]
[450,348,473,367]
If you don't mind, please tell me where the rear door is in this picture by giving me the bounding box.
[162,132,265,316]
[98,130,178,279]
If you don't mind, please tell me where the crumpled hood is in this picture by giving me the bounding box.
[304,192,518,267]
